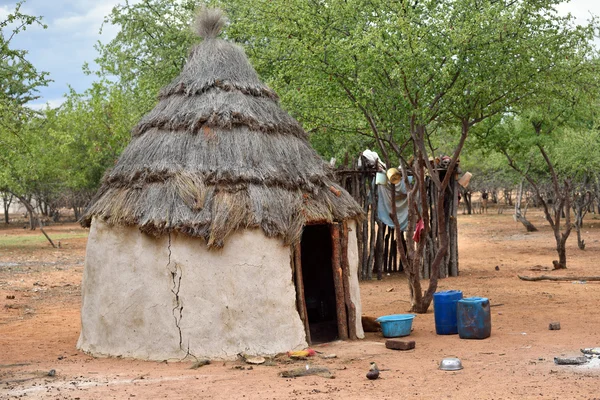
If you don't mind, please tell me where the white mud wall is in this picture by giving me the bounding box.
[347,219,365,338]
[78,219,307,360]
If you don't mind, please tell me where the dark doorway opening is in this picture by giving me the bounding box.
[300,224,338,344]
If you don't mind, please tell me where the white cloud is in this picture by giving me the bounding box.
[16,0,596,108]
[557,0,600,24]
[50,0,144,40]
[0,5,10,21]
[556,0,600,48]
[27,97,66,111]
[53,3,118,37]
[0,2,48,33]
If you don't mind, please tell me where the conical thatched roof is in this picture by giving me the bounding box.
[81,9,362,248]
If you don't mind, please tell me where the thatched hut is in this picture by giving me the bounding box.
[78,9,364,361]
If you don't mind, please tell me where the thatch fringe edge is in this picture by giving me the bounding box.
[159,79,279,101]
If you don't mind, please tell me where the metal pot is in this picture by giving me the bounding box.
[439,357,463,371]
[386,168,401,185]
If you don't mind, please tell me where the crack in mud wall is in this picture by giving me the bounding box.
[166,233,184,351]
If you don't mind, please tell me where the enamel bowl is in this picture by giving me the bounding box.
[439,357,463,371]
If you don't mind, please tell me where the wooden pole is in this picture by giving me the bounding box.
[293,242,311,344]
[367,181,378,280]
[353,159,364,280]
[383,226,390,273]
[341,221,358,340]
[429,177,439,278]
[375,221,385,280]
[40,226,56,248]
[330,224,349,340]
[393,234,399,272]
[356,220,364,278]
[388,228,396,272]
[360,169,369,280]
[449,177,459,277]
[441,173,452,279]
[398,230,406,272]
[352,159,360,201]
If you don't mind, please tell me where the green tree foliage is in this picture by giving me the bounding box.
[3,0,598,306]
[0,1,51,225]
[93,0,200,114]
[475,52,600,268]
[0,1,49,144]
[212,0,598,311]
[0,1,152,221]
[34,82,138,219]
[0,1,49,113]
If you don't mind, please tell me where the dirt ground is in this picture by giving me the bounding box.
[1,208,600,399]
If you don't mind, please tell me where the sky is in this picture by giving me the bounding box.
[2,0,600,110]
[0,0,141,109]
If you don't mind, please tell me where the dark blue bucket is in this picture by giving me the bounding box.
[376,314,416,338]
[457,297,491,339]
[433,290,463,335]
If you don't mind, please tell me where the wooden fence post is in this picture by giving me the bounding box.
[293,242,311,344]
[331,224,349,340]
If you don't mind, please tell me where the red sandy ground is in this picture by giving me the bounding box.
[1,209,600,399]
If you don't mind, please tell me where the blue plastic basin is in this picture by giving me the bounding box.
[376,314,416,338]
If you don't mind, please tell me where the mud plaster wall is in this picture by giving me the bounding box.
[78,219,307,360]
[347,220,365,338]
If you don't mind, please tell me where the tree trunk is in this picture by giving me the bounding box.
[461,187,472,215]
[2,192,13,224]
[515,212,538,232]
[576,223,585,250]
[503,143,573,270]
[514,180,538,232]
[27,208,35,230]
[9,191,56,248]
[574,203,586,250]
[389,174,424,312]
[504,189,513,206]
[73,206,81,221]
[449,178,459,277]
[409,120,468,313]
[549,186,571,270]
[572,185,590,251]
[553,246,567,270]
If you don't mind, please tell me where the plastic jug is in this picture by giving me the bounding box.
[433,290,463,335]
[457,297,491,339]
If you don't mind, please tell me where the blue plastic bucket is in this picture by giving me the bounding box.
[376,314,416,338]
[433,290,463,335]
[457,297,491,339]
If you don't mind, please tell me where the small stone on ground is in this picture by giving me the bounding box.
[385,339,415,350]
[554,356,587,365]
[549,322,561,330]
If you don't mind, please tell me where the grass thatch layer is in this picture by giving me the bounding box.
[133,89,305,138]
[108,127,331,192]
[82,126,362,247]
[159,38,278,101]
[82,17,364,248]
[82,177,359,248]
